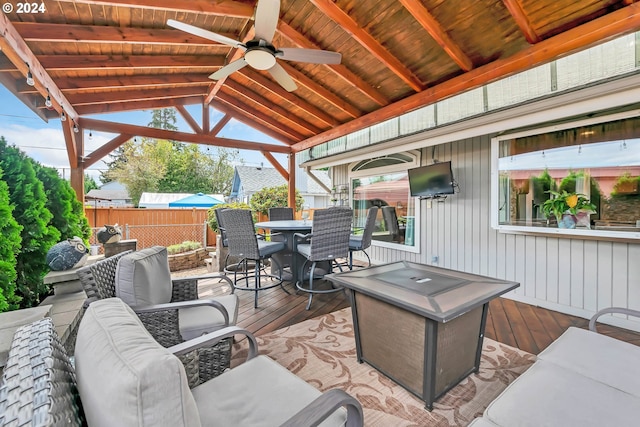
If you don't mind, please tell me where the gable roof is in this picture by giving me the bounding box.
[231,165,331,196]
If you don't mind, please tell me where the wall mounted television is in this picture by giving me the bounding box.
[408,161,455,199]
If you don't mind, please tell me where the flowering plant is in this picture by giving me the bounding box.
[541,190,597,223]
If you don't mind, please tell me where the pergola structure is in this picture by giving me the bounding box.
[1,0,639,207]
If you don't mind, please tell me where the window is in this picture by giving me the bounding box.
[492,110,640,239]
[350,152,420,250]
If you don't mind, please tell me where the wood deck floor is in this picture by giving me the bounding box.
[191,265,640,355]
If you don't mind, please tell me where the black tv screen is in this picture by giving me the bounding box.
[408,162,455,198]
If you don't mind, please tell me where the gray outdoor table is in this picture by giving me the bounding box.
[255,220,312,283]
[327,261,520,410]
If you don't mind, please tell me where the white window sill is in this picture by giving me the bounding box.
[495,225,640,242]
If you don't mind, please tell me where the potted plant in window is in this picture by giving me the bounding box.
[541,190,597,229]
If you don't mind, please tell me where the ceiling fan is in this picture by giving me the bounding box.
[167,0,341,92]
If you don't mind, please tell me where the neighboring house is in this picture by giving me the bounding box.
[229,165,331,208]
[85,181,132,207]
[138,192,225,209]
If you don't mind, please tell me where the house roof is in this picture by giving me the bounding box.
[1,0,639,167]
[231,165,330,195]
[85,189,130,201]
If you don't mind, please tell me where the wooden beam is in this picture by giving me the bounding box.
[210,114,231,136]
[209,99,297,145]
[57,0,255,17]
[262,151,288,181]
[398,0,474,71]
[83,133,133,168]
[502,0,540,44]
[78,117,292,154]
[292,2,640,153]
[304,167,331,194]
[61,117,78,168]
[277,21,390,106]
[67,87,205,105]
[38,55,225,71]
[202,101,210,134]
[0,13,78,121]
[288,153,296,209]
[310,0,424,92]
[75,96,203,115]
[224,79,323,136]
[240,68,341,127]
[175,105,203,134]
[216,90,305,142]
[55,74,211,91]
[12,22,235,46]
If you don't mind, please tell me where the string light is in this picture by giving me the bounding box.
[73,121,79,133]
[578,145,582,154]
[25,64,34,86]
[542,150,545,158]
[44,89,52,108]
[89,130,93,140]
[60,110,66,122]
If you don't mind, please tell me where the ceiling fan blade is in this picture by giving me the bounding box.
[167,19,244,48]
[268,63,297,92]
[278,48,342,64]
[254,0,280,43]
[209,58,248,80]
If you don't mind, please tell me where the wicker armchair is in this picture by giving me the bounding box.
[77,247,237,385]
[294,207,353,310]
[348,206,378,269]
[220,209,288,308]
[0,300,364,427]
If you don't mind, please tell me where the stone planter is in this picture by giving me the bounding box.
[167,247,208,272]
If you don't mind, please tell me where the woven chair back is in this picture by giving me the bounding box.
[308,207,353,261]
[359,206,379,250]
[219,209,260,260]
[381,206,400,241]
[77,250,133,302]
[268,207,294,221]
[213,208,229,247]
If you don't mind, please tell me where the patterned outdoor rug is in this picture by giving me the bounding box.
[231,308,535,426]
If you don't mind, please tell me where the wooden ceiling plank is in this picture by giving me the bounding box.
[175,104,203,134]
[240,68,341,127]
[262,151,289,180]
[78,117,292,154]
[74,96,203,115]
[216,91,306,142]
[58,0,255,17]
[502,0,541,44]
[292,2,640,153]
[210,114,232,136]
[38,55,225,70]
[0,13,78,121]
[310,0,424,92]
[224,79,324,135]
[12,22,234,46]
[83,133,133,168]
[61,117,79,168]
[56,74,210,91]
[67,86,205,105]
[277,21,390,106]
[209,98,298,145]
[398,0,474,71]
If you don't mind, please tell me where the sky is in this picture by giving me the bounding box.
[0,85,289,185]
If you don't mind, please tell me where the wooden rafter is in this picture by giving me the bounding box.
[78,117,291,154]
[210,114,232,136]
[83,133,133,168]
[292,2,640,153]
[37,55,225,71]
[398,0,473,71]
[310,0,424,92]
[75,96,203,115]
[66,87,205,106]
[502,0,540,44]
[58,0,256,17]
[262,151,289,180]
[61,117,79,168]
[175,105,203,134]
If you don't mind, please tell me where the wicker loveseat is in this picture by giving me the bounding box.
[0,298,364,427]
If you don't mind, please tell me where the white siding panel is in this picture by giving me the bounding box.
[583,241,598,312]
[558,239,572,306]
[570,239,585,309]
[546,239,559,303]
[535,236,547,300]
[597,241,613,310]
[629,244,640,312]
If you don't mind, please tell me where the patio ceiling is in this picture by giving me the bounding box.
[1,0,640,170]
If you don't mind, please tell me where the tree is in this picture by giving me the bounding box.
[0,165,22,312]
[84,174,98,194]
[249,184,304,215]
[148,108,178,131]
[0,137,60,308]
[100,140,133,184]
[209,147,242,194]
[35,163,91,244]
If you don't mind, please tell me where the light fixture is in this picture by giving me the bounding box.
[578,145,582,154]
[60,110,66,122]
[89,130,93,140]
[44,89,52,108]
[244,48,276,71]
[26,64,35,86]
[73,122,79,133]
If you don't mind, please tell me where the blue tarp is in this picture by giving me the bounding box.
[168,193,223,208]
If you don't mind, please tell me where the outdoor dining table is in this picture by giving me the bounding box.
[255,220,312,284]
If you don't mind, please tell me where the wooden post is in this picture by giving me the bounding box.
[288,153,296,208]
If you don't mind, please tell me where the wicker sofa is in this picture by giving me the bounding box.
[469,307,640,426]
[0,298,363,427]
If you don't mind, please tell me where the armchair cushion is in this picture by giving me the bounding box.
[74,298,201,427]
[115,246,173,306]
[179,294,239,340]
[192,355,347,426]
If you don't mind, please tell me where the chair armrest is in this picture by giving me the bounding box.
[280,389,364,427]
[134,299,230,327]
[168,326,259,362]
[171,274,233,301]
[173,273,233,285]
[589,307,640,332]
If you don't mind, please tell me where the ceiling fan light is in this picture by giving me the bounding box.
[245,49,276,70]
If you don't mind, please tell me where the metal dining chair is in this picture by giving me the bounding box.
[348,206,378,269]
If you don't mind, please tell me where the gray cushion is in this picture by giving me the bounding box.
[192,355,347,426]
[537,326,640,398]
[257,240,286,257]
[178,294,239,340]
[484,360,640,427]
[74,298,201,427]
[349,235,364,250]
[115,246,173,306]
